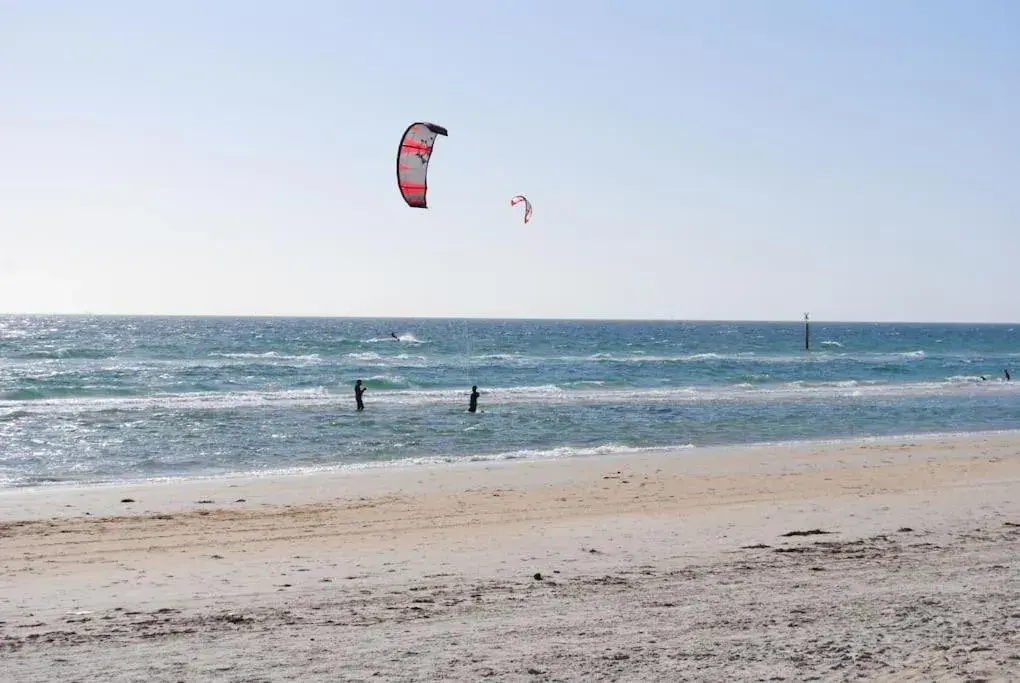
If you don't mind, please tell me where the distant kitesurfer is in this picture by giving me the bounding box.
[354,379,366,411]
[390,332,399,341]
[468,385,480,413]
[1005,369,1011,381]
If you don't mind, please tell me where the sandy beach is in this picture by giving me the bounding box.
[2,432,1019,682]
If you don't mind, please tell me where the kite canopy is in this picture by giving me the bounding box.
[397,122,448,208]
[510,194,533,224]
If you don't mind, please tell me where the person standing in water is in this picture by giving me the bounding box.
[468,385,480,413]
[354,379,366,411]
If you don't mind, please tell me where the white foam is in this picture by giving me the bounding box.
[462,350,956,366]
[11,428,1020,492]
[2,376,1019,418]
[364,333,428,344]
[209,352,322,362]
[346,352,382,361]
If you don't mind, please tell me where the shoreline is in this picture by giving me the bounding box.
[1,429,1018,524]
[2,426,1018,507]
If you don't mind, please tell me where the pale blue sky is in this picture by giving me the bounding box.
[1,1,1017,321]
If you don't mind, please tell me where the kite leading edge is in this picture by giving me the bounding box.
[510,194,533,224]
[397,122,448,208]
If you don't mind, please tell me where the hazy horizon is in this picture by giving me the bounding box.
[1,311,1018,326]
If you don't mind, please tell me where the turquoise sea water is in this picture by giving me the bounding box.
[1,316,1018,487]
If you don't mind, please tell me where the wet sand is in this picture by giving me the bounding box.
[2,432,1019,681]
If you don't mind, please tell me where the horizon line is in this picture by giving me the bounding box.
[0,312,1017,326]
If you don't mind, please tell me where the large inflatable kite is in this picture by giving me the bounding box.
[510,194,532,224]
[396,122,448,208]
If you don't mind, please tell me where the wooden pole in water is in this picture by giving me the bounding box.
[804,312,810,351]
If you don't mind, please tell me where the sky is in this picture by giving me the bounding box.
[1,1,1018,322]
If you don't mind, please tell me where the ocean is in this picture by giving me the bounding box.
[1,316,1018,488]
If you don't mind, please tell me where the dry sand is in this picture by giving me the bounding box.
[1,432,1019,682]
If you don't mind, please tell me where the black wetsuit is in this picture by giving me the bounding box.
[468,389,479,413]
[355,383,366,411]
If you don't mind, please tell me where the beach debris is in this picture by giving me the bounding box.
[1004,521,1019,527]
[897,527,914,532]
[581,546,602,554]
[196,500,214,504]
[120,498,135,503]
[741,543,771,549]
[533,572,543,581]
[217,612,252,624]
[780,529,832,537]
[234,498,246,503]
[211,554,224,560]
